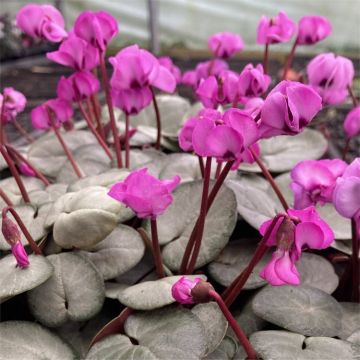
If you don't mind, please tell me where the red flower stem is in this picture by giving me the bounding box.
[0,145,30,203]
[0,188,13,206]
[222,214,286,307]
[125,113,130,168]
[150,86,162,150]
[179,160,233,274]
[99,52,123,168]
[249,146,289,211]
[47,108,83,179]
[348,85,359,107]
[0,100,5,144]
[215,161,222,179]
[90,94,106,140]
[208,289,258,360]
[342,138,351,161]
[78,101,113,160]
[198,156,205,178]
[351,217,360,302]
[150,218,165,278]
[263,44,269,74]
[2,206,42,255]
[282,40,298,80]
[185,157,212,274]
[86,98,95,124]
[13,120,34,143]
[5,144,50,186]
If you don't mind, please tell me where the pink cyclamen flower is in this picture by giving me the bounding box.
[57,71,100,102]
[16,4,67,42]
[181,59,229,88]
[74,11,118,52]
[257,11,296,45]
[333,158,360,219]
[31,98,73,130]
[108,168,180,219]
[158,57,182,84]
[171,276,202,304]
[11,241,30,268]
[344,106,360,139]
[110,45,176,94]
[260,207,334,286]
[208,32,244,59]
[196,70,239,109]
[0,88,26,123]
[258,80,322,139]
[238,64,271,100]
[19,163,36,177]
[297,16,332,45]
[291,159,347,209]
[111,87,152,115]
[46,33,99,71]
[307,53,354,105]
[243,97,264,120]
[179,108,259,168]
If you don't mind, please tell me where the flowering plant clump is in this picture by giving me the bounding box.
[0,4,359,360]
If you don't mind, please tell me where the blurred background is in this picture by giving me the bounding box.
[1,0,360,60]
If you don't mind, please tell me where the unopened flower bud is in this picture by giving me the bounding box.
[276,217,296,251]
[191,281,215,303]
[11,241,29,269]
[2,216,21,246]
[171,276,202,304]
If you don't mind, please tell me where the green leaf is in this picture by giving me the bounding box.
[27,253,105,327]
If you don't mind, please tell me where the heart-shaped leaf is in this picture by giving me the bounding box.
[208,239,270,289]
[0,254,53,302]
[145,180,237,271]
[124,306,208,359]
[117,275,206,310]
[249,330,359,360]
[204,336,238,360]
[86,334,157,360]
[28,130,97,177]
[28,184,68,207]
[252,285,342,337]
[239,128,327,173]
[27,253,105,327]
[191,302,228,355]
[338,302,360,340]
[0,321,75,360]
[0,205,47,250]
[79,224,145,280]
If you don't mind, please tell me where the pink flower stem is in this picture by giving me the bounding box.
[351,217,360,302]
[215,161,222,179]
[185,157,212,274]
[150,218,165,278]
[348,85,359,107]
[125,113,130,168]
[2,206,42,255]
[90,94,106,141]
[222,214,286,307]
[198,156,205,178]
[99,52,123,168]
[150,86,162,150]
[47,108,83,179]
[0,145,30,203]
[282,40,298,80]
[78,101,113,160]
[263,44,269,74]
[0,188,13,206]
[208,289,258,359]
[13,120,34,143]
[179,160,233,274]
[249,146,289,211]
[5,144,50,186]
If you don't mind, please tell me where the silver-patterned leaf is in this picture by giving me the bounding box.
[252,285,342,337]
[204,336,238,360]
[339,302,360,340]
[0,254,53,301]
[27,253,105,327]
[0,321,75,360]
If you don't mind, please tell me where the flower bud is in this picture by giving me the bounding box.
[2,216,21,247]
[11,241,29,269]
[275,217,296,251]
[190,281,215,303]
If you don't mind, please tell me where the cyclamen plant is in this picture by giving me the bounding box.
[0,3,359,359]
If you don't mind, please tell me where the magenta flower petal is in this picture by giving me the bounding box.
[238,64,271,99]
[150,65,176,93]
[274,250,300,285]
[344,106,360,139]
[259,217,284,247]
[11,241,29,269]
[192,118,217,157]
[294,222,328,257]
[158,57,182,84]
[196,76,219,109]
[297,16,332,45]
[260,250,287,286]
[112,87,152,115]
[19,163,36,177]
[178,117,198,152]
[208,32,244,59]
[333,176,360,219]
